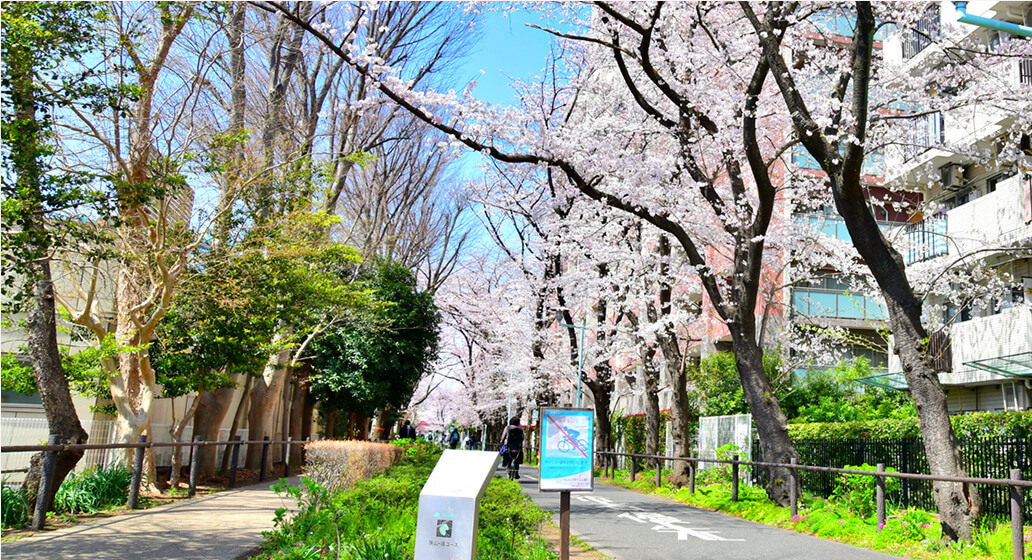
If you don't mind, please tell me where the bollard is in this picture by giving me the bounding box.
[128,435,147,509]
[630,455,637,482]
[731,454,739,502]
[259,436,270,481]
[282,437,291,478]
[228,436,241,488]
[1011,469,1024,560]
[655,459,662,488]
[689,463,696,494]
[875,463,886,532]
[188,435,202,497]
[31,435,61,530]
[789,458,799,519]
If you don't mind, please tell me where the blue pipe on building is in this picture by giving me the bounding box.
[954,1,1032,39]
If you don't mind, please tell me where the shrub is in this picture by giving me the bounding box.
[53,466,132,514]
[832,463,901,519]
[788,410,1032,441]
[2,481,30,529]
[303,441,403,495]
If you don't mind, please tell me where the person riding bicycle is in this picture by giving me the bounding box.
[500,416,524,479]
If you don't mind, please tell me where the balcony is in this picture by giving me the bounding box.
[901,5,939,61]
[899,112,944,162]
[945,173,1032,256]
[904,173,1032,260]
[903,213,948,265]
[792,288,888,321]
[943,306,1032,385]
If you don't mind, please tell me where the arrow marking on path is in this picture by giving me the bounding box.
[577,495,743,543]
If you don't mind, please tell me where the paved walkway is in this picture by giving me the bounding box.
[509,466,900,560]
[1,477,297,560]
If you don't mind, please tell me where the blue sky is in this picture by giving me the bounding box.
[451,7,566,182]
[460,8,560,106]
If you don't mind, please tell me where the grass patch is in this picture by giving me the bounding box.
[602,467,1026,559]
[257,444,558,560]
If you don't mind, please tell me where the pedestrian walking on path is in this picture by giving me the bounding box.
[1,477,298,560]
[508,466,900,560]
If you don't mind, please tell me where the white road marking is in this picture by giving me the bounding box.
[577,494,743,542]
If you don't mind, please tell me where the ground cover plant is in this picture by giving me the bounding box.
[597,466,1024,559]
[259,442,556,560]
[1,482,30,529]
[52,466,133,515]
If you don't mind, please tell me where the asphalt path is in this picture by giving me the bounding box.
[1,477,296,560]
[504,465,900,560]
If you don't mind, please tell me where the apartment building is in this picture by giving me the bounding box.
[859,1,1032,413]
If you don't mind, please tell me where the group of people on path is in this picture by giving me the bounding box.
[396,417,525,477]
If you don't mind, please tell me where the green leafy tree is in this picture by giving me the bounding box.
[1,1,122,516]
[689,351,785,417]
[309,260,440,434]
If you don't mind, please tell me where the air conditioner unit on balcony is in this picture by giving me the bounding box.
[940,163,965,191]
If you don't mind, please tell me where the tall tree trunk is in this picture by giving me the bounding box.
[301,397,315,441]
[220,374,252,473]
[288,369,308,464]
[371,406,394,441]
[728,326,798,506]
[642,358,661,470]
[245,346,290,469]
[167,394,201,489]
[325,410,338,439]
[8,39,89,509]
[832,151,980,540]
[22,259,89,509]
[194,382,237,477]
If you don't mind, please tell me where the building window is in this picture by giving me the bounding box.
[985,170,1016,194]
[902,5,939,61]
[904,213,948,265]
[1021,58,1032,86]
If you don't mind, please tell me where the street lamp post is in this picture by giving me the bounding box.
[556,314,588,407]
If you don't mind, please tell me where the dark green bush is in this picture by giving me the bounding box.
[788,410,1032,441]
[53,466,132,514]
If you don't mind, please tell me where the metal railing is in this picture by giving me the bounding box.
[2,436,309,531]
[597,449,1029,560]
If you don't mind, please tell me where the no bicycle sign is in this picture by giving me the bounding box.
[538,407,594,492]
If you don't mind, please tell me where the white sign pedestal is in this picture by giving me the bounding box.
[414,450,500,560]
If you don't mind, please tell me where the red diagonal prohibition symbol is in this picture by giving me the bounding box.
[548,415,588,458]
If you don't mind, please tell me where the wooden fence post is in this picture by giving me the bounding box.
[731,454,739,502]
[655,459,662,488]
[282,437,291,478]
[789,457,798,519]
[876,463,886,532]
[689,462,696,494]
[128,435,147,509]
[259,436,270,481]
[228,436,241,488]
[1011,469,1024,560]
[31,435,61,530]
[188,435,201,497]
[630,454,637,482]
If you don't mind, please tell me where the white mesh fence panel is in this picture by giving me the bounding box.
[697,413,752,475]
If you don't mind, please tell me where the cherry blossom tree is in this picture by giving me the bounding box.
[744,1,1031,539]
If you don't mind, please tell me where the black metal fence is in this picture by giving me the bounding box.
[750,437,1031,520]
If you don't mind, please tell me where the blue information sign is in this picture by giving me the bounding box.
[538,407,594,492]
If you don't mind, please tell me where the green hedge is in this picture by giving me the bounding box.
[622,411,671,457]
[788,411,1032,441]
